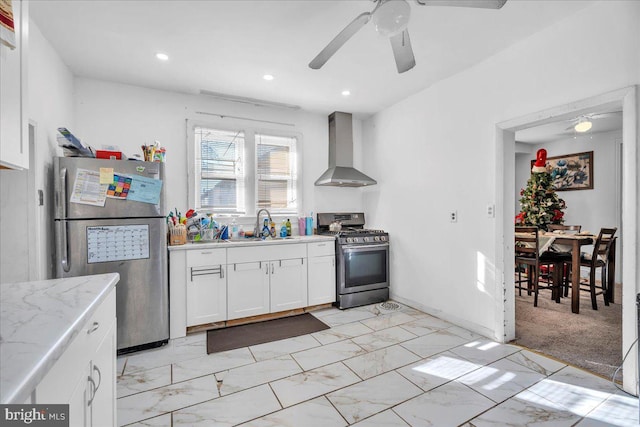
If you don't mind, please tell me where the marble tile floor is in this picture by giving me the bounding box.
[116,302,638,426]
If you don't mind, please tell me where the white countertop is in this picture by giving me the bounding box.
[0,273,120,404]
[168,234,335,251]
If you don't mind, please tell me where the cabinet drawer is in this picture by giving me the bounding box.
[308,241,335,257]
[227,243,305,263]
[86,288,116,351]
[187,248,227,267]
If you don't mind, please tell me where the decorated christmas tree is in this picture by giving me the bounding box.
[515,148,566,231]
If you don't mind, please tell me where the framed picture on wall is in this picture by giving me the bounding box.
[531,151,593,191]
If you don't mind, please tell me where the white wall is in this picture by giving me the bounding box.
[0,20,75,282]
[362,1,640,339]
[72,79,367,231]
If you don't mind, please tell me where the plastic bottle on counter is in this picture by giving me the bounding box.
[230,217,238,239]
[262,219,270,239]
[280,221,287,238]
[285,218,292,236]
[270,220,276,238]
[238,225,245,238]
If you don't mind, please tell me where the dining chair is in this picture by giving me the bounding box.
[515,226,570,307]
[565,227,617,310]
[546,224,582,296]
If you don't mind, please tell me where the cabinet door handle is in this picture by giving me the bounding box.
[87,375,96,406]
[191,266,223,281]
[271,263,275,274]
[301,257,304,265]
[266,264,269,275]
[332,258,335,267]
[93,365,102,395]
[87,321,100,334]
[220,266,224,279]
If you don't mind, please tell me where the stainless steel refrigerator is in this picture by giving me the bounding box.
[54,156,168,354]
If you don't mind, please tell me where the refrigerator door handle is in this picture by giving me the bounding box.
[57,220,71,273]
[60,167,67,219]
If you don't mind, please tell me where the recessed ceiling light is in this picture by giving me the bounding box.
[156,53,169,61]
[263,74,274,81]
[342,90,351,96]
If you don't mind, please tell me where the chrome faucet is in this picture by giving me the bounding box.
[255,208,272,238]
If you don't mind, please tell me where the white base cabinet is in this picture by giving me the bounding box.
[186,248,227,326]
[36,288,116,427]
[227,243,308,320]
[227,261,270,320]
[169,238,335,335]
[307,242,336,306]
[270,258,308,312]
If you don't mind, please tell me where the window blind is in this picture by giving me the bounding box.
[256,133,297,213]
[195,127,245,213]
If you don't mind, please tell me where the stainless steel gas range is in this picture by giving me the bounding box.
[317,212,389,309]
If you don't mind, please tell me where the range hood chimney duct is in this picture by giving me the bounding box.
[314,112,377,187]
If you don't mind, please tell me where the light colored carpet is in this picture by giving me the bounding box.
[512,281,622,382]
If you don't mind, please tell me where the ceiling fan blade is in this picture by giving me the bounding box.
[390,29,416,73]
[416,0,507,9]
[309,12,372,70]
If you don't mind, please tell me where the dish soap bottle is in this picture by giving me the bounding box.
[285,218,291,236]
[270,220,276,238]
[261,218,270,239]
[280,220,287,238]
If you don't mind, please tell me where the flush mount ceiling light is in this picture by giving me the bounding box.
[574,117,593,133]
[372,0,411,37]
[263,74,274,81]
[341,90,351,96]
[155,52,169,61]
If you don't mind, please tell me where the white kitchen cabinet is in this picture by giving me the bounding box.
[186,248,227,326]
[36,288,116,427]
[89,320,116,426]
[0,0,29,169]
[270,257,308,312]
[307,241,336,306]
[227,260,270,320]
[227,243,307,320]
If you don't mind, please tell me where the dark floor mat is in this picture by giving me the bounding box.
[207,313,330,354]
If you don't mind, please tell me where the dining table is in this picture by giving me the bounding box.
[541,232,617,314]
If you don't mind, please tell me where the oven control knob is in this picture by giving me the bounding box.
[346,237,353,243]
[363,237,370,242]
[380,236,386,241]
[374,236,380,241]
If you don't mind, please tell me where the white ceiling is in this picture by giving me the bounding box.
[516,109,623,144]
[30,0,597,118]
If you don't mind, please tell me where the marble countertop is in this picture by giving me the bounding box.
[168,234,335,251]
[0,273,120,404]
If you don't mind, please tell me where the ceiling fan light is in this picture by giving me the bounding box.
[373,0,411,37]
[574,119,593,133]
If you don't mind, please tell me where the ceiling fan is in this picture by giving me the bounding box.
[308,0,508,74]
[564,111,622,133]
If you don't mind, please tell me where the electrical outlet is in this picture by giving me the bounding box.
[450,211,457,223]
[487,204,495,218]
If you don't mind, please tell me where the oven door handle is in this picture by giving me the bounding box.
[341,243,389,250]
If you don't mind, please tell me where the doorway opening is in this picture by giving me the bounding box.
[511,111,622,381]
[496,86,638,395]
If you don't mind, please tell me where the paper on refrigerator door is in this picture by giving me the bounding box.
[70,168,108,207]
[127,175,163,205]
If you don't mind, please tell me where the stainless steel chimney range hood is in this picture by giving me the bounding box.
[315,112,377,187]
